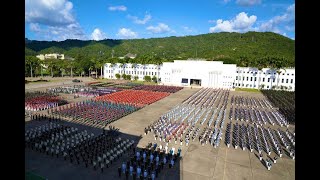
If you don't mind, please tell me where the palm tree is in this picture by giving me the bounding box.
[25,56,40,78]
[45,58,56,77]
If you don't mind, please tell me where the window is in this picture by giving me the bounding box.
[254,85,256,87]
[292,74,294,76]
[263,78,265,82]
[250,84,252,87]
[251,72,253,74]
[282,73,285,75]
[236,76,238,80]
[267,86,269,88]
[268,72,270,74]
[152,72,154,75]
[268,78,270,82]
[263,72,265,74]
[236,71,238,73]
[247,77,249,81]
[243,77,245,81]
[250,77,253,81]
[286,79,288,83]
[181,78,188,83]
[254,77,257,81]
[282,79,284,83]
[143,72,145,75]
[155,72,157,75]
[287,73,289,75]
[246,84,249,87]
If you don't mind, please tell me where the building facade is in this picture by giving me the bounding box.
[104,63,161,80]
[234,67,295,91]
[104,60,295,91]
[161,60,236,89]
[36,53,65,60]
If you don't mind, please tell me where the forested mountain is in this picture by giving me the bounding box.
[25,32,294,67]
[25,32,294,77]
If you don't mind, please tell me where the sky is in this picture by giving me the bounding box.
[25,0,295,41]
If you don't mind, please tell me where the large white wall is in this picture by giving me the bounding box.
[160,60,236,88]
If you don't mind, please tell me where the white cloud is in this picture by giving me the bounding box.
[29,23,41,32]
[26,0,87,41]
[26,0,75,26]
[258,4,295,33]
[183,26,194,33]
[108,5,127,11]
[116,28,138,39]
[236,0,262,6]
[28,22,87,41]
[209,12,257,33]
[146,23,172,34]
[91,28,107,41]
[127,14,152,24]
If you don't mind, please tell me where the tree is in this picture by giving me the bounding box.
[134,76,139,81]
[126,74,132,80]
[66,59,75,77]
[25,56,40,77]
[144,75,151,82]
[121,74,127,80]
[43,58,56,77]
[115,73,121,79]
[152,76,157,83]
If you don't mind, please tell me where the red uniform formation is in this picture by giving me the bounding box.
[25,91,68,111]
[95,90,170,107]
[133,85,183,93]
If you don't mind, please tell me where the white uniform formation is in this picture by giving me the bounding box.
[148,88,230,149]
[225,122,295,170]
[145,88,295,171]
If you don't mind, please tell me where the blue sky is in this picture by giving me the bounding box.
[25,0,295,41]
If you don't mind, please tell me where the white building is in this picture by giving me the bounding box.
[234,67,295,91]
[36,53,65,60]
[161,60,236,88]
[104,63,161,80]
[103,60,295,91]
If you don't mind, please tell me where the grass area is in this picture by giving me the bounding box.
[235,88,261,93]
[131,80,157,85]
[25,171,46,180]
[25,79,50,84]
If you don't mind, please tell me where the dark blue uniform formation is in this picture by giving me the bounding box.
[118,143,180,179]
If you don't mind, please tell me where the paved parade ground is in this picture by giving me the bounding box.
[25,78,295,180]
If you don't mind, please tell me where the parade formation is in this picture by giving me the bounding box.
[25,80,295,179]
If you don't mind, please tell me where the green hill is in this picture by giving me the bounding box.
[25,31,294,67]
